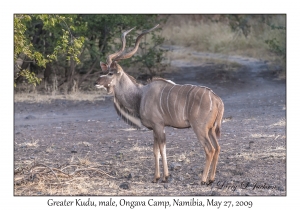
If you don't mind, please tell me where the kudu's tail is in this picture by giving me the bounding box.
[214,102,224,139]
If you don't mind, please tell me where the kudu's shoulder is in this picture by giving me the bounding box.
[141,78,175,97]
[150,77,176,85]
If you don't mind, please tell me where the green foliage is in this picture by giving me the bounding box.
[136,47,168,76]
[18,69,42,86]
[131,31,168,76]
[265,38,286,58]
[205,15,286,68]
[14,14,84,86]
[264,23,286,62]
[80,14,165,60]
[14,15,32,60]
[14,14,167,88]
[103,15,168,76]
[226,15,251,37]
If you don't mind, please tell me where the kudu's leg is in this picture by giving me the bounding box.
[153,125,169,183]
[159,141,169,182]
[152,138,160,183]
[208,128,220,183]
[192,125,215,184]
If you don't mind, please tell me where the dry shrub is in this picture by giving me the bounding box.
[161,15,286,63]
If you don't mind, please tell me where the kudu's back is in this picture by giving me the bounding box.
[140,79,223,134]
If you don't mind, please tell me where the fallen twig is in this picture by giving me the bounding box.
[69,167,116,179]
[33,163,61,185]
[274,135,280,141]
[14,161,116,186]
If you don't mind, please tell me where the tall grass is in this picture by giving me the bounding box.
[161,15,286,64]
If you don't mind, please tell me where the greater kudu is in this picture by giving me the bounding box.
[95,24,224,184]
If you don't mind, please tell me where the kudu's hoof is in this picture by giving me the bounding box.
[208,180,215,184]
[152,178,160,183]
[201,180,214,185]
[162,179,168,183]
[161,175,169,183]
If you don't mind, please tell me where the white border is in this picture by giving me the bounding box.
[3,1,297,209]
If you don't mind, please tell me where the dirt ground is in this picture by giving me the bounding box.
[14,48,286,196]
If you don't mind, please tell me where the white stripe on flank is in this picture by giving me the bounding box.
[174,85,183,122]
[198,88,207,116]
[160,84,168,115]
[113,98,142,128]
[189,87,201,117]
[183,85,195,121]
[167,85,176,121]
[209,90,212,111]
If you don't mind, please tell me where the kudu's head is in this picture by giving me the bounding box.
[94,24,159,93]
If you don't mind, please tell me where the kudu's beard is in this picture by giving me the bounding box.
[96,84,113,94]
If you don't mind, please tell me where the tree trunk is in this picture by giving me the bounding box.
[67,58,77,93]
[44,63,52,83]
[77,59,98,88]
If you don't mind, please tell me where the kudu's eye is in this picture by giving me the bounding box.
[108,72,114,76]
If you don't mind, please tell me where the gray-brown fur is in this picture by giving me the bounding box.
[95,25,224,184]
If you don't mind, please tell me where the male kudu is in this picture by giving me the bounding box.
[95,24,224,184]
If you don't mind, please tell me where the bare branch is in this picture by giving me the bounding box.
[78,59,98,87]
[33,163,61,184]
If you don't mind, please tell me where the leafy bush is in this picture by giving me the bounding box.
[14,14,168,90]
[14,14,84,87]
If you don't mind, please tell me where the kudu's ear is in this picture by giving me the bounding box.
[100,62,108,72]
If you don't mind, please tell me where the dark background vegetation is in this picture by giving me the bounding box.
[14,14,286,94]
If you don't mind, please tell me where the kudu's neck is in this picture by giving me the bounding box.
[113,72,143,115]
